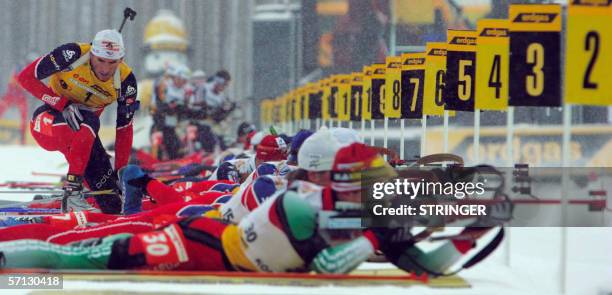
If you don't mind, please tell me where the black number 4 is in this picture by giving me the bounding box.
[488,54,502,98]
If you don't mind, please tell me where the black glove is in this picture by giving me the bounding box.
[369,225,415,263]
[62,103,84,131]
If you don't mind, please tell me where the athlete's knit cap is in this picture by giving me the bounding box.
[331,142,397,192]
[91,29,125,60]
[297,127,339,172]
[256,135,288,162]
[250,131,266,148]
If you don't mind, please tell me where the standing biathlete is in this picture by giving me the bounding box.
[17,30,140,214]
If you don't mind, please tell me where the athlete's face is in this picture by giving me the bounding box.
[172,76,187,88]
[213,81,229,93]
[90,56,122,82]
[307,170,331,186]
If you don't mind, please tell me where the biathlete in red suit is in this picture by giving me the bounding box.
[0,190,232,245]
[17,29,140,213]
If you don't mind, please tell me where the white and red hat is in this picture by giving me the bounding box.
[91,29,125,60]
[331,143,397,192]
[256,135,288,162]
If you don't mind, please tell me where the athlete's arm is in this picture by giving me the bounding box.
[115,72,139,170]
[16,43,82,111]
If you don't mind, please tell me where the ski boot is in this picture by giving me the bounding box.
[61,174,97,213]
[118,165,152,215]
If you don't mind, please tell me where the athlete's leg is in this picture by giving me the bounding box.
[0,234,130,269]
[83,137,122,214]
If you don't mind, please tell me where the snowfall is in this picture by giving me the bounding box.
[0,144,608,295]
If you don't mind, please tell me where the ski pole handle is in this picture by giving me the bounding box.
[118,7,137,33]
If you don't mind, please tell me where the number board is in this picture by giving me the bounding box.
[301,83,311,120]
[509,4,561,107]
[445,30,477,112]
[276,94,285,123]
[423,42,448,116]
[260,99,268,124]
[361,66,374,120]
[384,56,403,118]
[321,78,331,120]
[289,94,295,122]
[287,90,295,122]
[294,88,303,121]
[273,95,280,124]
[274,98,282,124]
[476,19,509,111]
[268,99,275,124]
[329,76,340,120]
[283,93,291,123]
[335,75,352,121]
[566,0,612,106]
[308,82,322,120]
[350,72,363,122]
[400,52,426,118]
[371,63,386,120]
[287,90,297,122]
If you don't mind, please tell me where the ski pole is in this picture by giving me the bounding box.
[118,7,137,33]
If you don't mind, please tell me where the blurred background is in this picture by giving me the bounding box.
[0,0,608,166]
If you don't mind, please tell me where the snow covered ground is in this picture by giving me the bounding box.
[0,145,609,295]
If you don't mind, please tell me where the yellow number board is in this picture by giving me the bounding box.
[565,0,612,106]
[423,42,448,116]
[361,66,373,120]
[476,19,509,111]
[509,4,562,107]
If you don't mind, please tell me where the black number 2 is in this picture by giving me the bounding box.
[583,31,599,89]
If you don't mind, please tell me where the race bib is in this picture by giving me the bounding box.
[136,224,189,265]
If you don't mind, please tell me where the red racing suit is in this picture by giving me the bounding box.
[17,43,139,213]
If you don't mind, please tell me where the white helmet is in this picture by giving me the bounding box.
[192,70,207,80]
[167,64,191,80]
[298,127,340,172]
[91,29,125,60]
[329,127,362,147]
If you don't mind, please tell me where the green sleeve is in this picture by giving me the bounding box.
[0,234,131,270]
[309,236,375,274]
[280,192,376,274]
[281,191,317,241]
